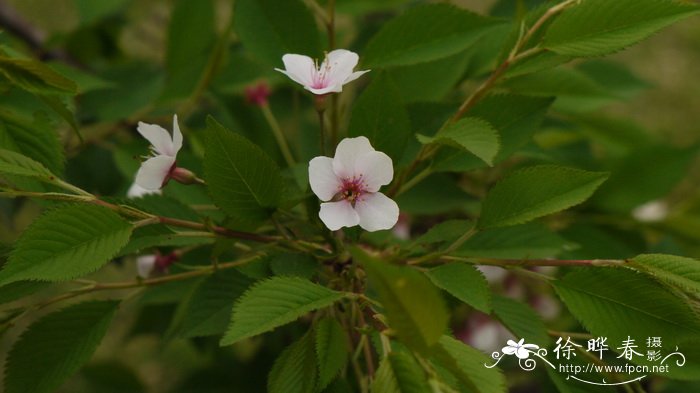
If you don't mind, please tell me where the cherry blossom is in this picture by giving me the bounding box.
[137,252,178,278]
[275,49,370,95]
[134,114,183,190]
[127,182,161,198]
[309,136,399,231]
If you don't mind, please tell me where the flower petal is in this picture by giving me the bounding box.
[276,54,315,87]
[305,84,343,95]
[324,49,360,86]
[344,69,371,85]
[354,151,393,192]
[137,122,175,156]
[319,200,360,231]
[135,155,175,190]
[309,156,341,201]
[137,255,156,278]
[127,182,161,198]
[172,114,183,154]
[355,192,399,232]
[332,136,375,179]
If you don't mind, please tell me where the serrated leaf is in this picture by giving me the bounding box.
[492,295,550,345]
[426,263,491,313]
[220,277,344,345]
[235,0,321,65]
[0,281,48,305]
[4,301,119,393]
[347,74,411,162]
[412,220,472,246]
[417,117,500,166]
[0,56,77,95]
[434,336,507,393]
[371,352,430,393]
[455,223,573,259]
[204,117,283,222]
[353,248,448,354]
[363,4,498,68]
[478,165,609,229]
[117,225,213,257]
[315,318,349,390]
[270,253,319,279]
[176,269,254,338]
[630,254,700,296]
[553,268,700,347]
[0,148,55,180]
[268,331,318,393]
[0,111,65,176]
[0,204,132,286]
[543,0,700,57]
[433,94,552,172]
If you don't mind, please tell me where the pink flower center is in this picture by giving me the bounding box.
[338,175,368,206]
[311,59,333,89]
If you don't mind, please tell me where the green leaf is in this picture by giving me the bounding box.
[234,0,321,65]
[268,331,318,393]
[478,165,609,229]
[434,336,507,393]
[543,0,700,57]
[0,281,48,305]
[0,111,65,175]
[162,0,216,100]
[4,301,119,393]
[455,223,573,259]
[630,254,700,296]
[270,253,319,279]
[0,204,132,286]
[492,295,550,345]
[363,4,498,68]
[204,117,283,222]
[175,269,254,338]
[412,219,472,246]
[417,117,500,166]
[220,276,344,345]
[433,94,553,172]
[353,248,448,354]
[0,148,55,180]
[426,263,491,313]
[315,318,349,390]
[371,352,431,393]
[0,57,77,95]
[553,268,700,347]
[347,74,411,162]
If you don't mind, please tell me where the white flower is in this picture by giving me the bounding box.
[127,182,161,198]
[309,136,399,232]
[275,49,370,95]
[134,115,183,190]
[502,339,539,360]
[137,254,156,278]
[632,200,668,222]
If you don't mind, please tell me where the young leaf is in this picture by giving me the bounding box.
[417,117,500,166]
[0,111,65,176]
[220,276,344,345]
[543,0,700,57]
[353,248,448,354]
[0,148,55,181]
[4,301,119,393]
[268,331,318,393]
[175,269,254,338]
[315,318,349,390]
[371,352,431,393]
[363,3,498,68]
[0,56,77,95]
[553,268,700,347]
[204,117,283,222]
[347,74,411,162]
[478,165,609,229]
[630,254,700,296]
[234,0,321,65]
[492,295,550,346]
[426,263,491,313]
[0,204,132,286]
[433,336,507,393]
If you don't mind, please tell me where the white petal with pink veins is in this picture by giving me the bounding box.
[354,151,393,192]
[309,156,341,201]
[319,201,360,230]
[324,49,360,86]
[332,136,374,179]
[137,122,175,156]
[135,155,175,190]
[355,192,399,231]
